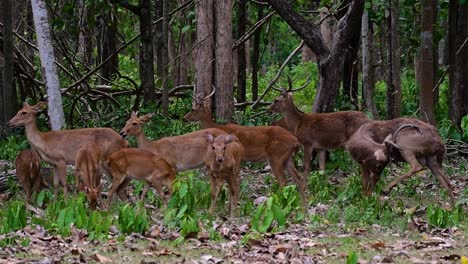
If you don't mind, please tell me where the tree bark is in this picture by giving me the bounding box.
[77,0,94,67]
[386,0,401,120]
[214,0,234,121]
[161,0,169,116]
[97,11,119,83]
[267,0,364,113]
[30,0,64,130]
[2,0,17,123]
[140,0,156,105]
[195,0,214,107]
[420,0,436,124]
[251,5,264,101]
[361,4,379,119]
[236,0,247,104]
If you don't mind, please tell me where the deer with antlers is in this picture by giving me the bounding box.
[184,88,307,201]
[345,118,456,206]
[269,88,369,175]
[8,102,128,198]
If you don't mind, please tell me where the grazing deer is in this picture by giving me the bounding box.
[75,142,102,210]
[8,102,128,198]
[184,89,306,201]
[269,88,369,175]
[204,133,244,216]
[107,148,176,208]
[15,149,43,204]
[345,118,456,206]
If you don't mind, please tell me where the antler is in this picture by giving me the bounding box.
[203,86,216,100]
[289,76,311,92]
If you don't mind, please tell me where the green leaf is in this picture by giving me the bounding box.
[176,204,188,219]
[260,211,274,233]
[272,204,285,228]
[346,251,358,264]
[180,183,188,198]
[181,25,191,33]
[37,190,46,207]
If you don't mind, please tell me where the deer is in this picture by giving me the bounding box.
[269,88,369,176]
[204,133,244,216]
[184,88,307,201]
[75,142,102,210]
[107,148,176,209]
[7,102,128,198]
[345,117,456,206]
[15,149,43,204]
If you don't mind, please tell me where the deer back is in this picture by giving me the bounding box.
[15,149,41,184]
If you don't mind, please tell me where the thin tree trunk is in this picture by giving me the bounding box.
[161,0,169,116]
[140,0,156,105]
[386,0,401,119]
[2,0,17,123]
[214,0,234,121]
[236,0,247,104]
[195,0,214,106]
[251,5,264,101]
[30,0,64,130]
[420,0,436,124]
[432,0,439,107]
[77,0,93,67]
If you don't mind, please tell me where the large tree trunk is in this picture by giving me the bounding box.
[1,0,17,124]
[448,0,468,127]
[195,0,214,107]
[361,4,379,119]
[31,0,64,130]
[236,0,247,104]
[214,0,234,121]
[420,0,436,124]
[140,0,156,105]
[386,0,401,119]
[161,0,169,116]
[267,0,364,113]
[97,11,119,83]
[251,5,264,101]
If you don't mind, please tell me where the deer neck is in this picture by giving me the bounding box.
[135,130,152,148]
[24,118,47,151]
[283,101,303,133]
[199,110,217,129]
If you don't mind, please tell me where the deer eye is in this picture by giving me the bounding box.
[212,146,215,150]
[21,112,27,115]
[223,146,226,150]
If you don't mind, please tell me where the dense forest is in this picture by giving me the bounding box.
[0,0,467,263]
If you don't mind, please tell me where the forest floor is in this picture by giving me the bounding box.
[0,156,467,264]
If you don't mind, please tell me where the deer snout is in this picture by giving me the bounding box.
[216,157,224,163]
[119,131,127,138]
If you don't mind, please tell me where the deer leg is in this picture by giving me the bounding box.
[286,159,307,202]
[318,150,327,171]
[360,164,371,196]
[226,173,240,216]
[426,157,456,206]
[54,163,67,198]
[32,171,42,202]
[368,171,380,196]
[303,145,313,177]
[116,178,131,202]
[383,152,423,194]
[268,156,288,188]
[140,181,152,201]
[107,174,126,209]
[209,175,223,214]
[74,170,80,193]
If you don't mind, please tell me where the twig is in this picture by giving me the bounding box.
[252,40,304,108]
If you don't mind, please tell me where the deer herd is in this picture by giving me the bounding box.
[7,88,456,215]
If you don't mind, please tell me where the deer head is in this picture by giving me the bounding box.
[269,88,293,113]
[84,183,102,210]
[206,133,236,164]
[120,111,155,138]
[8,101,47,127]
[184,87,215,122]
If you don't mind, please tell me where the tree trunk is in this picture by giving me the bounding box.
[161,0,169,116]
[251,5,264,101]
[97,11,119,83]
[77,0,93,67]
[214,0,234,121]
[195,0,214,106]
[448,0,468,127]
[236,0,247,104]
[30,0,64,130]
[386,0,401,119]
[420,0,436,124]
[361,4,378,119]
[140,0,156,105]
[432,0,439,107]
[1,0,17,123]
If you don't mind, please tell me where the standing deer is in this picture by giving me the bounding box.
[107,148,176,208]
[8,102,128,198]
[15,149,43,204]
[269,88,369,175]
[184,89,306,201]
[75,142,102,210]
[204,133,244,216]
[345,118,456,206]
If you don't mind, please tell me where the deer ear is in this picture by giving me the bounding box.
[224,134,235,144]
[131,111,138,118]
[22,101,30,107]
[32,101,47,112]
[140,113,155,122]
[205,133,214,144]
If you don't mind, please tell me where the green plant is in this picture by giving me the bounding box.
[346,251,358,264]
[117,202,149,235]
[427,205,465,228]
[0,201,27,233]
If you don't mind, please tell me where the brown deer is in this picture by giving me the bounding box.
[8,102,128,198]
[269,88,369,175]
[120,112,227,173]
[75,142,102,210]
[204,133,244,216]
[15,149,43,204]
[184,89,306,201]
[345,118,455,206]
[107,148,176,208]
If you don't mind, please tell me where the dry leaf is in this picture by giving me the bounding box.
[90,253,113,263]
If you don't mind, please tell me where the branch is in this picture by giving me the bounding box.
[115,1,140,16]
[266,0,329,60]
[252,40,304,108]
[233,10,275,50]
